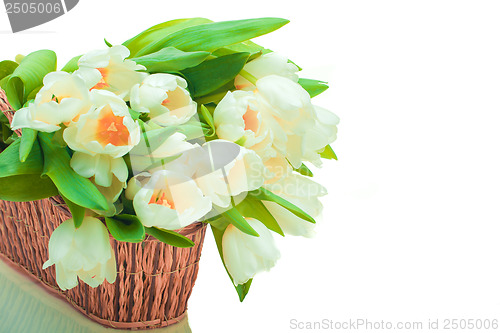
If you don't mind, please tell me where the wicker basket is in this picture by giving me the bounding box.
[0,89,207,330]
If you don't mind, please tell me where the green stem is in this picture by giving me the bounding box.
[239,69,258,85]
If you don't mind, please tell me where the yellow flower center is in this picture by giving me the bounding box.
[95,106,130,147]
[91,68,110,90]
[149,190,175,209]
[243,106,259,133]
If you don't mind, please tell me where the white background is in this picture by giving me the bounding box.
[2,1,500,332]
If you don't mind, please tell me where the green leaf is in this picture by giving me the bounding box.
[248,187,315,224]
[194,81,234,105]
[293,163,314,177]
[0,60,18,81]
[61,55,81,73]
[298,78,329,98]
[213,39,268,60]
[199,105,215,137]
[136,17,289,56]
[235,279,253,302]
[124,18,213,57]
[38,132,109,211]
[3,76,23,110]
[182,52,249,98]
[104,38,113,47]
[320,144,337,160]
[236,197,284,236]
[19,128,38,162]
[105,214,145,243]
[1,121,14,143]
[145,227,195,248]
[0,138,43,178]
[61,194,85,229]
[0,174,58,202]
[131,47,210,73]
[211,225,253,301]
[4,50,57,109]
[221,208,259,237]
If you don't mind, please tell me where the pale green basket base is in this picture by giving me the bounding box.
[0,257,192,333]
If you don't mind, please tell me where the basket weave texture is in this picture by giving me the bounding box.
[0,89,207,330]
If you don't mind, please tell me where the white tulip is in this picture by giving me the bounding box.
[256,75,339,168]
[75,45,146,100]
[130,74,197,126]
[157,140,267,209]
[128,129,194,174]
[222,218,280,285]
[133,170,212,230]
[263,173,327,237]
[234,52,299,91]
[42,217,116,290]
[64,90,139,185]
[11,72,92,132]
[214,91,278,161]
[214,76,339,169]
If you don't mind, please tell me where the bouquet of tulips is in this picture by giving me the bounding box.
[0,17,338,300]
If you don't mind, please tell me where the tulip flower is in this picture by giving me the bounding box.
[214,75,340,169]
[157,139,267,209]
[75,45,146,100]
[213,90,283,162]
[263,173,327,237]
[133,170,212,230]
[256,75,339,168]
[11,71,92,132]
[42,217,117,290]
[234,52,299,91]
[222,218,280,285]
[130,74,197,126]
[63,90,140,187]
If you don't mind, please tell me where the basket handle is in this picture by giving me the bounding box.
[0,89,22,137]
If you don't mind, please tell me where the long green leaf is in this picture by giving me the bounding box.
[0,174,58,202]
[145,227,194,248]
[248,187,315,223]
[222,208,259,237]
[212,39,268,60]
[131,47,210,73]
[106,214,145,243]
[3,76,23,110]
[4,50,57,109]
[38,132,109,211]
[0,138,43,177]
[124,18,213,57]
[19,128,38,162]
[211,225,253,302]
[182,52,249,97]
[236,197,284,236]
[298,78,329,98]
[136,18,289,56]
[61,194,85,229]
[0,61,18,81]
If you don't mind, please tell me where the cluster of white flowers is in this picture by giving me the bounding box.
[12,45,339,290]
[214,53,339,285]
